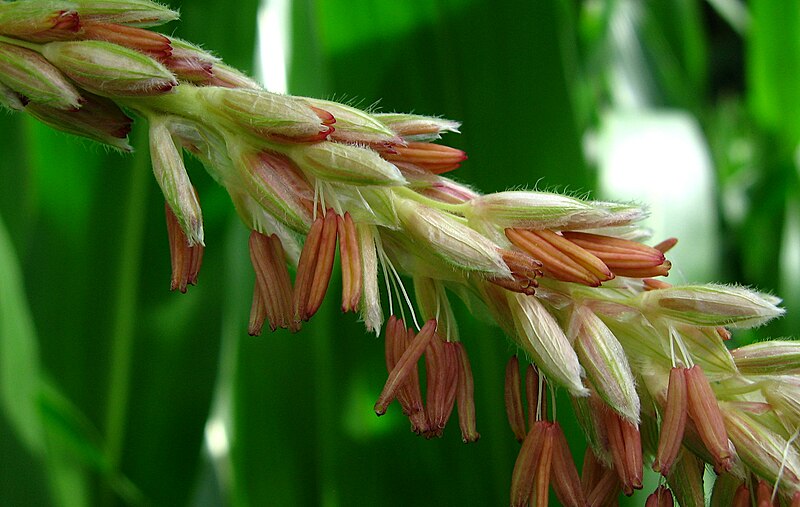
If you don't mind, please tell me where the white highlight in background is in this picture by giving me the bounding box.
[257,0,291,93]
[592,110,717,282]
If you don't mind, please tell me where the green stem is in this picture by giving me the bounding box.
[0,34,43,52]
[102,126,150,499]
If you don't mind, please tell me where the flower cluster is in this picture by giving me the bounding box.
[3,1,800,505]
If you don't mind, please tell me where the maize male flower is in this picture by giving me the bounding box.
[2,1,799,504]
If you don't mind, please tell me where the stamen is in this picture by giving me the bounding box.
[603,405,643,495]
[653,367,688,477]
[685,364,734,473]
[248,281,266,336]
[379,142,467,174]
[561,231,670,278]
[384,316,427,434]
[645,485,674,507]
[424,333,460,438]
[455,342,480,443]
[731,484,750,507]
[293,210,338,323]
[374,319,436,416]
[504,356,527,442]
[530,423,555,507]
[249,231,295,332]
[489,249,542,295]
[337,212,362,313]
[165,202,204,293]
[510,421,551,507]
[80,21,172,58]
[550,422,586,507]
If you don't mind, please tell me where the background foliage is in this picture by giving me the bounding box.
[1,0,798,505]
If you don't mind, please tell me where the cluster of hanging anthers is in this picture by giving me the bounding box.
[3,1,800,505]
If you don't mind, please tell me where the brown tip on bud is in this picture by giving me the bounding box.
[526,363,546,425]
[379,142,467,174]
[250,231,295,332]
[550,422,586,507]
[653,237,678,254]
[79,21,172,58]
[603,405,643,495]
[684,365,734,473]
[505,228,611,287]
[166,202,203,293]
[337,212,362,313]
[374,319,436,416]
[653,367,688,477]
[309,106,336,126]
[454,342,480,443]
[510,421,552,507]
[645,486,674,507]
[489,249,541,295]
[424,334,460,438]
[21,10,82,42]
[504,356,527,443]
[293,210,338,323]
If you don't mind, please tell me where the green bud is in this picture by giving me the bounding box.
[569,306,639,423]
[509,292,588,397]
[732,340,800,375]
[395,198,509,276]
[26,91,132,151]
[302,98,400,145]
[468,190,639,230]
[149,117,203,246]
[0,42,82,109]
[0,1,79,40]
[41,40,177,97]
[70,0,180,27]
[638,284,784,328]
[292,141,406,186]
[204,87,329,142]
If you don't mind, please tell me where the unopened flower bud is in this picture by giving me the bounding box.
[645,486,674,507]
[667,450,705,507]
[732,340,800,375]
[149,117,203,246]
[638,284,784,328]
[70,0,180,27]
[205,87,330,142]
[161,38,215,83]
[26,91,132,151]
[0,2,79,40]
[374,112,460,142]
[723,407,800,492]
[396,198,509,276]
[509,292,588,397]
[569,306,639,422]
[469,191,636,230]
[41,40,178,96]
[0,42,82,109]
[293,141,407,186]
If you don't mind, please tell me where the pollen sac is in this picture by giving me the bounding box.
[293,210,338,324]
[684,365,735,473]
[505,228,613,287]
[561,231,670,278]
[383,317,427,434]
[165,202,204,293]
[0,42,82,109]
[374,319,436,416]
[423,334,460,438]
[248,232,295,333]
[645,486,674,507]
[379,142,467,175]
[337,213,362,313]
[454,342,479,443]
[41,40,178,96]
[510,420,552,507]
[504,355,526,443]
[550,422,586,507]
[653,367,688,477]
[602,405,643,495]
